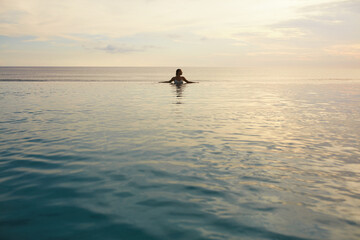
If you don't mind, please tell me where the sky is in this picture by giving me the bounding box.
[0,0,359,67]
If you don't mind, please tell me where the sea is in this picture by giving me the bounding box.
[0,67,360,240]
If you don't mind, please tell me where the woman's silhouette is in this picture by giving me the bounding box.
[159,69,197,85]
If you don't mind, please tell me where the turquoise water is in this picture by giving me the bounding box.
[1,67,360,239]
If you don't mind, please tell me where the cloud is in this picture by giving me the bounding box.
[233,28,306,41]
[325,44,360,58]
[223,0,360,63]
[96,44,139,53]
[94,44,153,54]
[0,0,209,40]
[0,0,311,41]
[0,0,359,66]
[300,0,360,14]
[79,35,157,54]
[271,0,360,41]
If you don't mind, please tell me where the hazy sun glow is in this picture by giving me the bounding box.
[0,0,359,67]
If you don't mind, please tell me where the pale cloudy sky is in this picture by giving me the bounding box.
[0,0,359,67]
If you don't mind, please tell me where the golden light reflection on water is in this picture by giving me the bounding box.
[1,77,360,239]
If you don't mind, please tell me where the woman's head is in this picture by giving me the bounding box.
[176,69,182,76]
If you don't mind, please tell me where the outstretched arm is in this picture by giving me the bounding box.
[182,77,197,83]
[159,77,175,83]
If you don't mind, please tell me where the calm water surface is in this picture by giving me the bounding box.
[0,67,360,240]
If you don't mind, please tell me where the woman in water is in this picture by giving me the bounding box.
[160,69,197,85]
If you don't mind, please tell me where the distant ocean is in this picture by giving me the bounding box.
[1,67,360,240]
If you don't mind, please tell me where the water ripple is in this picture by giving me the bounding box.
[1,80,360,239]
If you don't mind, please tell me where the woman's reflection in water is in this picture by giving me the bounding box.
[174,84,185,104]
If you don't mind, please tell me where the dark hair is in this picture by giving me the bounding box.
[176,69,182,75]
